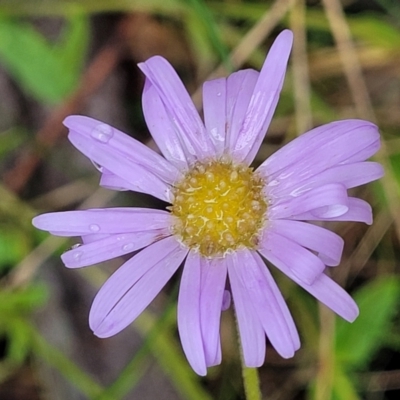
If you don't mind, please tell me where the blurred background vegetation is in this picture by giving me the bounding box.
[0,0,399,399]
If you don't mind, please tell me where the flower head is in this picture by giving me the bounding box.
[33,30,384,375]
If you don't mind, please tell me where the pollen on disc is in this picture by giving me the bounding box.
[170,159,267,257]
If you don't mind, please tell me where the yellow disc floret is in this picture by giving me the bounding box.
[170,158,267,258]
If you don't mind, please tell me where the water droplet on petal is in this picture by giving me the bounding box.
[91,124,114,143]
[71,243,82,249]
[73,251,83,261]
[89,224,100,232]
[122,243,134,252]
[222,290,231,311]
[217,92,221,97]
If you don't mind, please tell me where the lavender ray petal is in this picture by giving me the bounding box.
[203,78,226,156]
[177,252,207,376]
[32,208,171,236]
[290,197,373,225]
[62,230,170,268]
[81,233,110,244]
[138,56,214,158]
[253,251,300,350]
[233,30,293,164]
[99,169,130,191]
[90,236,188,337]
[142,79,190,168]
[266,159,383,200]
[64,115,180,184]
[68,130,170,201]
[268,183,349,220]
[231,250,298,358]
[199,256,227,366]
[225,69,259,152]
[258,120,380,192]
[227,253,266,367]
[269,220,344,266]
[260,229,325,285]
[258,247,359,322]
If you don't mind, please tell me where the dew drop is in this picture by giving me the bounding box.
[91,124,114,143]
[222,290,231,311]
[89,224,100,232]
[122,243,134,251]
[73,251,83,261]
[217,92,222,97]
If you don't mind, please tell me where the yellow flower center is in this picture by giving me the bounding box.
[170,159,267,257]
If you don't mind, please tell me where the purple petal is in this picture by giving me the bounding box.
[225,69,259,152]
[341,137,381,164]
[64,116,180,185]
[268,183,349,220]
[258,246,359,322]
[227,253,266,367]
[142,79,189,168]
[254,252,300,351]
[231,250,299,358]
[68,130,170,201]
[178,251,207,376]
[259,229,325,285]
[259,120,380,197]
[90,236,188,337]
[138,56,214,159]
[81,233,109,244]
[268,162,383,200]
[62,230,169,268]
[291,197,373,225]
[99,169,130,191]
[199,256,227,366]
[233,30,293,164]
[269,220,344,266]
[203,78,226,156]
[32,208,171,236]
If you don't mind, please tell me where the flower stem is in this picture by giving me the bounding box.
[241,363,262,400]
[234,310,262,400]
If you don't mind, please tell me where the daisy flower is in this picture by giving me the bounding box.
[32,30,383,375]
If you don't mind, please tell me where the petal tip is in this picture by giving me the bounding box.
[32,214,49,230]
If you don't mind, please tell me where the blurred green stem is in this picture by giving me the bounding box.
[241,364,262,400]
[235,312,262,400]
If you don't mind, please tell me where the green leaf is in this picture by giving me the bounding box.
[348,14,400,50]
[0,15,89,103]
[0,127,27,158]
[27,320,104,398]
[332,365,360,400]
[6,318,32,365]
[335,276,400,368]
[186,0,231,69]
[0,284,48,316]
[0,224,31,270]
[0,0,185,17]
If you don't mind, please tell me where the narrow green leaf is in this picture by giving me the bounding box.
[332,365,360,400]
[0,16,88,103]
[27,321,104,397]
[335,276,400,368]
[0,0,185,17]
[0,284,48,314]
[6,318,32,365]
[186,0,231,70]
